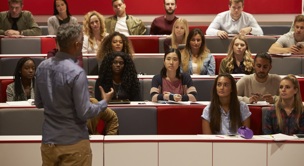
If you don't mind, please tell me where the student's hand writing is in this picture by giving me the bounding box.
[262,94,274,104]
[249,93,260,104]
[99,86,114,103]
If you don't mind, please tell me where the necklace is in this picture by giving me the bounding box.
[113,83,121,99]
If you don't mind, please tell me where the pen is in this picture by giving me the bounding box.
[216,135,225,138]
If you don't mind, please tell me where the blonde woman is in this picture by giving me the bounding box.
[181,28,215,75]
[82,11,108,54]
[263,74,304,135]
[164,18,189,52]
[219,35,254,74]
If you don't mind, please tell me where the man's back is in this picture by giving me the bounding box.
[35,52,107,145]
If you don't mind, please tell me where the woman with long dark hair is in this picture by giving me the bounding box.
[150,48,197,102]
[202,73,251,134]
[6,57,36,101]
[47,0,78,35]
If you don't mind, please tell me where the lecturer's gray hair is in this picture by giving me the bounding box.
[56,24,82,51]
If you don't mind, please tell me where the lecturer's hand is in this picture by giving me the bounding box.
[99,86,114,103]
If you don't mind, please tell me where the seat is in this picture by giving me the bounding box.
[111,107,157,135]
[0,57,45,76]
[133,57,163,75]
[141,79,152,101]
[39,25,49,35]
[157,105,205,134]
[128,36,160,53]
[0,79,14,102]
[247,37,277,54]
[192,79,215,101]
[0,108,44,135]
[213,55,227,75]
[205,37,231,53]
[261,106,272,134]
[1,38,41,54]
[261,25,291,35]
[40,37,56,54]
[270,56,301,75]
[189,25,208,34]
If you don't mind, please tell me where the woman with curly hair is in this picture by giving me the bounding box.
[6,57,36,101]
[96,31,134,62]
[219,35,254,74]
[202,73,251,135]
[82,10,108,54]
[181,28,215,75]
[89,31,135,75]
[94,51,141,101]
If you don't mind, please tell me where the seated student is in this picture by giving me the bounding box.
[219,34,254,74]
[268,15,304,55]
[97,32,134,61]
[237,52,281,104]
[105,0,146,36]
[47,0,78,35]
[87,98,119,135]
[202,73,251,135]
[95,51,141,101]
[150,48,197,102]
[82,10,108,54]
[164,18,189,53]
[150,0,178,35]
[181,28,215,75]
[93,31,134,75]
[206,0,263,39]
[263,74,304,135]
[6,57,35,101]
[0,0,41,36]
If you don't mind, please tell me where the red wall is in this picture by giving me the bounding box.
[0,0,301,15]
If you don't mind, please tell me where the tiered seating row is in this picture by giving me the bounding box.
[0,35,279,54]
[0,104,267,136]
[38,25,290,36]
[0,54,303,76]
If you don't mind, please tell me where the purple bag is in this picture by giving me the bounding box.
[237,126,253,139]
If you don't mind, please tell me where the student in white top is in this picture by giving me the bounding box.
[82,11,108,54]
[206,0,263,39]
[268,15,304,55]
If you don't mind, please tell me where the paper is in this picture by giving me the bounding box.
[270,133,297,141]
[247,101,271,106]
[271,53,292,57]
[6,99,34,106]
